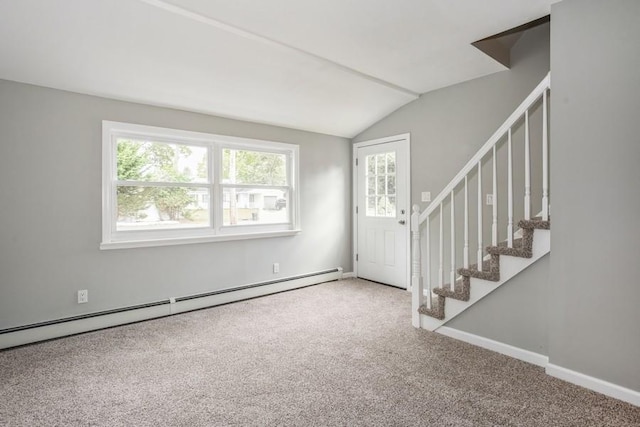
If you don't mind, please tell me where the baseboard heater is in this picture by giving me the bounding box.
[0,268,343,350]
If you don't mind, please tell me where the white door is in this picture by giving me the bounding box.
[356,137,409,288]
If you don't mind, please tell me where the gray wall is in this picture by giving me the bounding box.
[353,23,550,212]
[353,24,551,353]
[0,80,352,329]
[549,0,640,391]
[448,255,549,355]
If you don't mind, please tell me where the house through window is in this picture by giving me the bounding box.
[101,121,299,249]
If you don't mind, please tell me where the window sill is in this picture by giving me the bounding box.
[100,229,301,250]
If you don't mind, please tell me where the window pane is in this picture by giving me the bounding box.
[367,196,376,216]
[387,196,396,217]
[376,154,386,174]
[367,176,376,195]
[117,138,208,184]
[376,196,386,216]
[386,152,396,174]
[377,176,386,195]
[116,186,210,231]
[223,188,288,226]
[222,149,286,185]
[387,176,396,195]
[367,155,376,174]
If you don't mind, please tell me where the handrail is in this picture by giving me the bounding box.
[419,72,551,224]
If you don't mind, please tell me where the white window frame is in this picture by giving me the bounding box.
[101,121,300,250]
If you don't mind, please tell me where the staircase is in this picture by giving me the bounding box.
[411,73,551,331]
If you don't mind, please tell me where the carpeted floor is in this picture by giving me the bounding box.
[1,278,638,426]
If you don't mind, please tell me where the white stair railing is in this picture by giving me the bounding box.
[411,73,551,328]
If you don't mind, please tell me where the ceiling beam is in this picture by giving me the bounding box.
[138,0,420,99]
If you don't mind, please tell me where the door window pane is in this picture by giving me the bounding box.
[365,152,396,217]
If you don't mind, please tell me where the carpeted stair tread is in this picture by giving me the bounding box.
[458,254,500,281]
[497,237,524,248]
[418,295,445,320]
[432,276,470,301]
[487,235,533,258]
[519,218,550,230]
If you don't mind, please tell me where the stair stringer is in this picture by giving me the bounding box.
[419,229,550,331]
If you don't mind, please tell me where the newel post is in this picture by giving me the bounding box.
[411,204,423,328]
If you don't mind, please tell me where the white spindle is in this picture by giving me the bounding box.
[425,216,431,309]
[477,161,483,266]
[492,145,498,246]
[542,89,549,221]
[507,128,513,248]
[524,110,531,220]
[463,176,469,268]
[411,205,423,328]
[450,190,456,288]
[439,203,444,288]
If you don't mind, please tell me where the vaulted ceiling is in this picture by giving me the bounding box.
[0,0,558,137]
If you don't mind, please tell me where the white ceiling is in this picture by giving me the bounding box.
[0,0,557,137]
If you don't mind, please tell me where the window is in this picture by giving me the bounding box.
[365,152,396,217]
[102,121,299,249]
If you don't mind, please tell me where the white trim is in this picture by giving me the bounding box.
[546,364,640,407]
[436,327,640,407]
[341,271,356,279]
[438,326,549,367]
[138,0,419,99]
[0,269,341,350]
[352,134,411,289]
[100,229,301,250]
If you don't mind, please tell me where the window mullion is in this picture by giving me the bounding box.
[116,180,210,188]
[211,144,219,232]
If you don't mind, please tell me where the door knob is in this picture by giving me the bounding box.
[398,220,406,225]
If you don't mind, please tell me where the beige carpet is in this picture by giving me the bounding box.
[1,278,638,426]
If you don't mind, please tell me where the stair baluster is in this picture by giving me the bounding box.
[438,203,444,289]
[524,110,531,220]
[542,89,549,221]
[507,128,513,248]
[450,190,455,291]
[411,205,423,328]
[492,145,498,247]
[463,176,469,269]
[477,161,483,267]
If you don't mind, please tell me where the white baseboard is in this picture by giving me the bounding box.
[341,271,356,278]
[437,327,639,407]
[546,363,640,407]
[0,269,342,350]
[437,326,549,367]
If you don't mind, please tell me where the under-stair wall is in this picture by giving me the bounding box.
[446,253,548,355]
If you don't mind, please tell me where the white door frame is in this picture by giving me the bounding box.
[353,133,411,289]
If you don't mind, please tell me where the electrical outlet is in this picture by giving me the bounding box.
[77,289,88,304]
[273,263,279,274]
[486,194,494,206]
[421,191,431,202]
